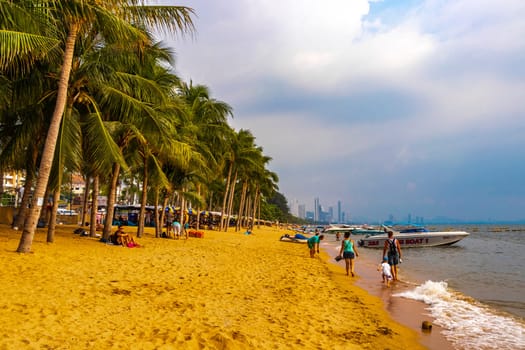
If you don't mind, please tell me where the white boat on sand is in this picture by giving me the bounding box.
[357,225,469,248]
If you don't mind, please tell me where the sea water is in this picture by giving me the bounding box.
[349,224,525,350]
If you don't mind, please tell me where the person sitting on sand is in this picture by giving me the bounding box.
[378,257,393,287]
[111,225,138,247]
[307,233,324,258]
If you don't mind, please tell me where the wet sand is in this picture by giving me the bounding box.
[323,238,455,350]
[1,224,428,349]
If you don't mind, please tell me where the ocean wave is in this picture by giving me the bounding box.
[395,281,525,350]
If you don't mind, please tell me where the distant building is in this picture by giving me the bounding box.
[314,197,320,222]
[306,211,314,221]
[298,204,306,219]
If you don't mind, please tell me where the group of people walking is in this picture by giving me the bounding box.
[307,229,403,285]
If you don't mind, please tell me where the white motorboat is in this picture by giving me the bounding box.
[322,225,355,235]
[323,224,384,236]
[357,225,470,248]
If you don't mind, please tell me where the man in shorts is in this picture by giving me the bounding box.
[382,230,402,280]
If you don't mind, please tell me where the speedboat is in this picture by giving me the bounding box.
[322,225,355,235]
[357,225,469,248]
[323,224,384,236]
[349,225,385,235]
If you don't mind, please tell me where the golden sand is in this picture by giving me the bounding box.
[0,224,425,349]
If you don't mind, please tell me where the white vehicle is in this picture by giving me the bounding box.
[57,208,77,215]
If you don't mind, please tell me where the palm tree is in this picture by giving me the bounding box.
[176,81,233,229]
[6,1,195,253]
[219,129,262,231]
[0,1,60,76]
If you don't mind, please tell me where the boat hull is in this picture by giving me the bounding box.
[323,226,384,235]
[357,231,469,248]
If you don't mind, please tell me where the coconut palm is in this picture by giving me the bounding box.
[0,0,61,76]
[0,60,58,229]
[6,1,195,253]
[219,129,262,231]
[176,81,233,229]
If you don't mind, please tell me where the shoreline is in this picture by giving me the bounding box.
[322,238,455,350]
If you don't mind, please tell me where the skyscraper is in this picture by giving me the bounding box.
[314,197,320,222]
[298,204,306,219]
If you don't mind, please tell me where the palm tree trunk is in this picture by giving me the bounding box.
[17,22,80,253]
[159,194,169,237]
[46,189,60,243]
[236,181,247,232]
[251,188,259,229]
[89,175,99,238]
[219,162,232,231]
[154,189,160,238]
[195,184,201,230]
[13,174,32,229]
[257,191,261,229]
[103,162,121,240]
[180,187,187,238]
[244,193,252,229]
[137,162,148,238]
[225,170,237,232]
[81,175,91,227]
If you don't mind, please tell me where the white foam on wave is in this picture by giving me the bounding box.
[395,281,525,350]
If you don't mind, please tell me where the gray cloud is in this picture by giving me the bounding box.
[164,0,525,222]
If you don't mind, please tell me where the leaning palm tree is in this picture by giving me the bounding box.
[220,129,261,231]
[176,81,233,229]
[10,1,195,253]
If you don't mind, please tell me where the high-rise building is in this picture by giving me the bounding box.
[306,211,314,221]
[298,204,306,219]
[337,201,341,223]
[314,197,320,222]
[288,198,299,217]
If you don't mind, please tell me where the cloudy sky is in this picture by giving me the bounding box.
[160,0,525,223]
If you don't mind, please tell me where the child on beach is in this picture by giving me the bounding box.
[378,257,393,287]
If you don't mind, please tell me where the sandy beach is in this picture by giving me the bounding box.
[0,224,430,349]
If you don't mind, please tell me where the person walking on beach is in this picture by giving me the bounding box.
[337,231,359,276]
[382,231,402,281]
[378,257,393,287]
[307,233,324,258]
